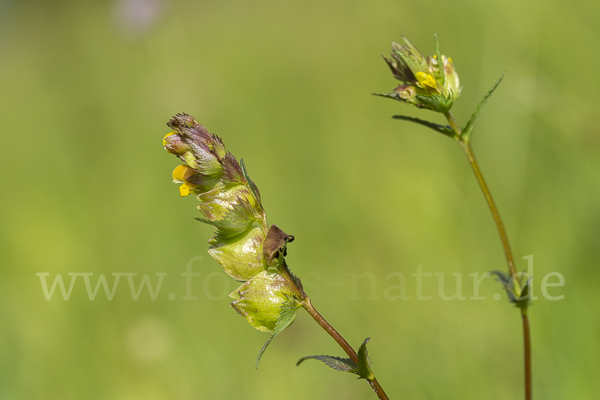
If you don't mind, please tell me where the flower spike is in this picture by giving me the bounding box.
[377,34,461,113]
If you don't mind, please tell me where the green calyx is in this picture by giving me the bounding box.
[208,226,267,281]
[196,184,259,237]
[229,271,301,333]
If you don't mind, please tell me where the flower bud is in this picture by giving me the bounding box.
[163,132,191,156]
[208,226,267,281]
[166,114,226,177]
[229,271,299,332]
[441,55,461,99]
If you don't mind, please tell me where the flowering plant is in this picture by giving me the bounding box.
[376,35,532,400]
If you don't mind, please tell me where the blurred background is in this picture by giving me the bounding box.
[1,0,599,398]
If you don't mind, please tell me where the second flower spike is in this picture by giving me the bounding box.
[377,35,461,113]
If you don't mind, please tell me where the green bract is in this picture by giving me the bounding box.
[197,184,258,236]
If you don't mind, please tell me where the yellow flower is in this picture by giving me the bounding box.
[172,164,197,197]
[415,72,440,94]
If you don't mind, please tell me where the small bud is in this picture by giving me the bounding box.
[208,226,267,281]
[229,271,299,332]
[441,55,461,99]
[167,113,197,130]
[163,132,191,155]
[166,114,227,177]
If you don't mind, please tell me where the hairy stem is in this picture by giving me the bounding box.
[445,110,531,400]
[302,299,390,400]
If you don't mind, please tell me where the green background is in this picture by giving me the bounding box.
[1,0,598,398]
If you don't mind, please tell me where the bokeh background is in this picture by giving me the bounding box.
[1,0,599,399]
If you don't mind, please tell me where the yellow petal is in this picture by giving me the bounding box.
[415,72,438,90]
[179,183,194,197]
[172,164,195,183]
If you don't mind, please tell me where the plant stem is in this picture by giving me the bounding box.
[445,110,531,400]
[459,140,519,283]
[302,299,390,400]
[522,312,532,400]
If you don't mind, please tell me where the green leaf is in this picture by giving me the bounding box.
[296,338,376,381]
[461,72,506,142]
[491,270,510,287]
[356,338,375,381]
[392,115,456,139]
[491,270,532,312]
[256,298,299,368]
[372,92,402,101]
[296,355,357,372]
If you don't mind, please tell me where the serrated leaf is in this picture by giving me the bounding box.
[461,72,506,142]
[491,270,510,287]
[491,270,532,312]
[256,298,299,368]
[296,355,357,372]
[372,92,401,101]
[356,338,375,380]
[392,115,456,139]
